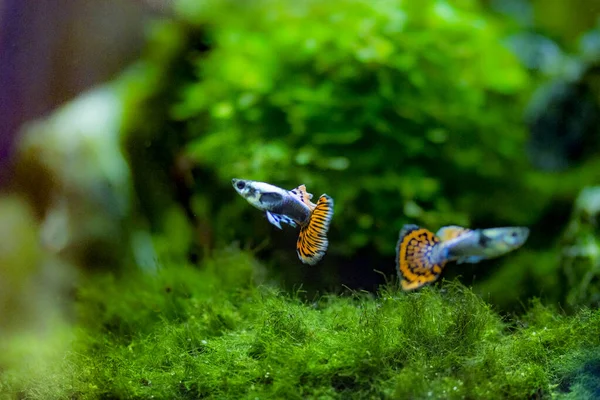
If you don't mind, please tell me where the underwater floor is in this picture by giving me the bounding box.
[1,248,599,399]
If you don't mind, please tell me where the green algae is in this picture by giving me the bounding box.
[1,248,598,399]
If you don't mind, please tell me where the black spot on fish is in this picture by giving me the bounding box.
[260,192,283,205]
[478,231,492,247]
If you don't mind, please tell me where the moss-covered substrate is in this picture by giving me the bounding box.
[1,248,599,399]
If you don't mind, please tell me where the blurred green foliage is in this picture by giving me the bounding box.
[124,0,538,261]
[2,251,599,399]
[532,0,600,47]
[560,186,600,308]
[472,180,600,311]
[4,1,600,398]
[110,0,600,308]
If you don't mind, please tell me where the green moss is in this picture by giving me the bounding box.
[1,249,598,399]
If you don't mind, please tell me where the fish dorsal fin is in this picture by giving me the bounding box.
[289,184,315,210]
[435,225,472,242]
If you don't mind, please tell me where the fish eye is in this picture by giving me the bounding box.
[236,181,245,190]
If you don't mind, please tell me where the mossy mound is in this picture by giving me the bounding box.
[1,248,598,399]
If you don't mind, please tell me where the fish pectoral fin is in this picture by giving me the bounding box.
[289,184,316,210]
[281,215,297,228]
[456,255,485,264]
[266,212,283,229]
[267,212,296,229]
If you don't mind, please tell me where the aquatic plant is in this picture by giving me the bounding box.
[123,0,535,261]
[1,248,598,399]
[109,0,600,302]
[2,2,600,398]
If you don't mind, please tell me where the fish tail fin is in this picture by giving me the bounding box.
[396,225,447,291]
[296,194,334,265]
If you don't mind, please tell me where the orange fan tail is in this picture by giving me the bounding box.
[296,194,334,265]
[396,225,447,291]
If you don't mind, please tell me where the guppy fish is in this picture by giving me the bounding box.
[396,225,530,291]
[232,179,334,265]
